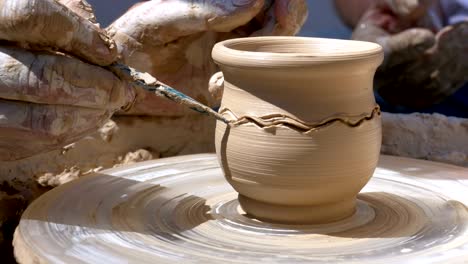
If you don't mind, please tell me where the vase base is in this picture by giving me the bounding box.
[238,194,357,224]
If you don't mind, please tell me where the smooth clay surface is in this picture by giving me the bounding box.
[13,154,468,264]
[212,37,383,223]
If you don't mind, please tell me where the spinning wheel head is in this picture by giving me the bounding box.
[14,154,468,264]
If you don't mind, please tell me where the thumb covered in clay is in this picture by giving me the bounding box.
[107,0,265,66]
[0,0,117,66]
[57,0,97,23]
[374,22,468,109]
[251,0,308,36]
[107,0,308,116]
[208,72,225,102]
[105,0,266,116]
[352,0,467,109]
[372,28,435,69]
[352,3,435,68]
[380,0,434,17]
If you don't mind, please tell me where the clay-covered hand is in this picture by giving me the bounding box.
[107,0,308,115]
[352,0,468,108]
[0,0,135,161]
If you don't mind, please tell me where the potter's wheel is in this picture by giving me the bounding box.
[14,154,468,263]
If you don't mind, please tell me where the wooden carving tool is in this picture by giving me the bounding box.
[109,63,231,125]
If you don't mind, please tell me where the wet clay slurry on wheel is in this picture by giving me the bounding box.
[13,154,468,263]
[212,37,383,223]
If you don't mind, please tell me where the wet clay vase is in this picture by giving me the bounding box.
[212,37,383,224]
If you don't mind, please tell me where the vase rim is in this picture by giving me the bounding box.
[212,36,383,68]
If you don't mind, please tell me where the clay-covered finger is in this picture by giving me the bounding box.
[0,0,116,65]
[269,0,308,35]
[374,59,437,108]
[0,46,134,111]
[351,5,401,41]
[107,0,265,48]
[0,100,110,161]
[435,22,468,56]
[377,28,435,68]
[208,72,224,102]
[382,0,420,16]
[251,0,308,36]
[427,22,468,97]
[435,22,468,88]
[374,25,463,108]
[382,0,434,18]
[379,0,436,29]
[57,0,96,23]
[372,29,437,108]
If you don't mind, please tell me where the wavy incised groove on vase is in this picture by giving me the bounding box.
[220,106,381,133]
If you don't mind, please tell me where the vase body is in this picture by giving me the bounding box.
[212,37,383,224]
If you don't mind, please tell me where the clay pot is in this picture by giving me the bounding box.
[212,37,383,224]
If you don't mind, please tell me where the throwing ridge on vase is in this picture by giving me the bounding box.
[212,37,383,224]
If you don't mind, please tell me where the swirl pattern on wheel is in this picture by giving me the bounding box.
[14,154,468,264]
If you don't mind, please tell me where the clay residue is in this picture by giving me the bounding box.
[13,154,468,263]
[1,114,214,189]
[36,149,156,188]
[0,114,214,260]
[37,167,82,188]
[382,112,468,166]
[114,149,157,168]
[220,106,381,133]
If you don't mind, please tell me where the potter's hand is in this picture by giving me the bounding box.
[352,1,468,108]
[107,0,308,115]
[0,0,135,161]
